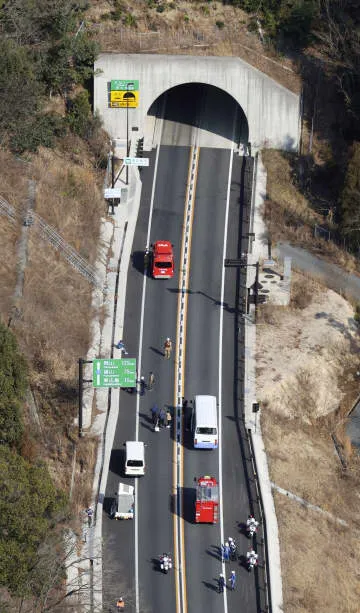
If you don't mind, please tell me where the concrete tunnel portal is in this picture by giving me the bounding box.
[94,53,300,156]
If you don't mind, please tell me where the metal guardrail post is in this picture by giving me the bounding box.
[247,429,272,613]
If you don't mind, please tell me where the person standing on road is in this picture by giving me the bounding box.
[144,248,150,271]
[159,407,166,428]
[148,371,155,390]
[218,573,225,593]
[151,404,159,425]
[139,376,146,396]
[116,597,125,610]
[229,570,236,591]
[164,338,172,359]
[166,408,172,429]
[222,542,230,562]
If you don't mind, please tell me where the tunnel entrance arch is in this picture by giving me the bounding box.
[146,82,249,150]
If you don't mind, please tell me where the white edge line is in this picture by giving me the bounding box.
[135,104,165,613]
[219,145,234,612]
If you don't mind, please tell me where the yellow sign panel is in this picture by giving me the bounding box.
[110,90,139,108]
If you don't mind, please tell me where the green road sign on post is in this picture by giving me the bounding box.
[111,80,139,91]
[93,358,137,388]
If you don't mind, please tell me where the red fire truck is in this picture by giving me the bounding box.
[195,476,219,524]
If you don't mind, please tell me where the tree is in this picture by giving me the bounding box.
[66,91,98,138]
[0,0,88,45]
[0,322,27,406]
[0,447,67,597]
[0,397,24,446]
[278,0,318,48]
[315,0,360,123]
[339,142,360,252]
[0,39,43,143]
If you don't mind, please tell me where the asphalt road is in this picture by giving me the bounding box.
[103,95,258,612]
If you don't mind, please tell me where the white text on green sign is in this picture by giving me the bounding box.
[111,80,139,91]
[124,157,149,167]
[93,358,137,388]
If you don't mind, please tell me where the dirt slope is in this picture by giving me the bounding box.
[257,272,360,613]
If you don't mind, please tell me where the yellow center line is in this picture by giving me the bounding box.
[173,145,200,613]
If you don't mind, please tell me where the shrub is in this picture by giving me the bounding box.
[123,13,137,27]
[354,304,360,325]
[10,113,65,154]
[66,91,93,138]
[278,0,317,48]
[339,142,360,253]
[43,33,99,94]
[215,20,225,28]
[0,39,44,142]
[0,322,27,447]
[0,446,67,597]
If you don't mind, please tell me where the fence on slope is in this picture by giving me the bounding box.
[0,195,102,289]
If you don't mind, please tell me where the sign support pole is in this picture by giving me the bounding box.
[126,85,129,186]
[79,357,84,438]
[78,358,94,438]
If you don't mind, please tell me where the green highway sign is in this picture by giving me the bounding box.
[124,157,149,167]
[111,80,139,91]
[93,358,137,388]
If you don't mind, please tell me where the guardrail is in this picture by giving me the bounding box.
[236,153,272,612]
[245,429,272,613]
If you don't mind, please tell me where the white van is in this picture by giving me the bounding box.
[192,395,218,449]
[125,441,145,476]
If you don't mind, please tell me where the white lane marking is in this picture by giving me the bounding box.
[219,146,234,613]
[135,103,165,613]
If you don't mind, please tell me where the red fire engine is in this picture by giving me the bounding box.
[195,476,219,524]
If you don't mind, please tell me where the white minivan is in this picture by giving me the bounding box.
[125,441,145,476]
[192,395,218,449]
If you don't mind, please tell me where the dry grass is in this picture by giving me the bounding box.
[0,143,104,499]
[274,493,360,613]
[258,275,360,612]
[72,436,98,513]
[262,150,360,273]
[263,150,320,229]
[290,272,321,310]
[86,0,300,93]
[0,151,30,316]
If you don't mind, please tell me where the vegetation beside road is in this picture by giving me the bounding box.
[0,323,68,608]
[0,0,359,610]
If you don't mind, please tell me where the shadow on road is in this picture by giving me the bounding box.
[206,544,222,561]
[109,448,125,477]
[149,345,165,357]
[131,250,148,276]
[171,486,195,524]
[202,580,219,593]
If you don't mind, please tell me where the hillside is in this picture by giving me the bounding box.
[0,0,360,610]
